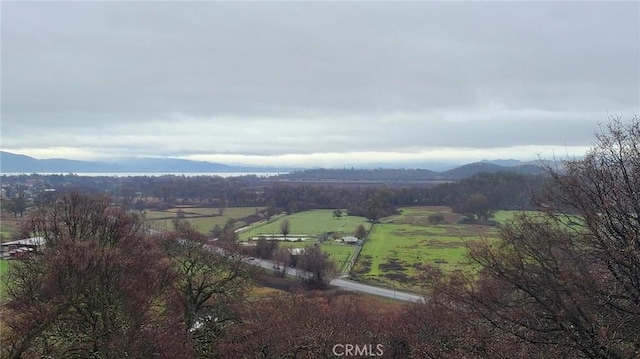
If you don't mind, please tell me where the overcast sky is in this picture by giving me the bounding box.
[2,1,639,168]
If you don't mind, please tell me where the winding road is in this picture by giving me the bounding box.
[248,257,425,303]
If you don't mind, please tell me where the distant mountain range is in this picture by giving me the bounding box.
[0,151,544,180]
[0,151,292,174]
[278,161,547,181]
[0,151,549,179]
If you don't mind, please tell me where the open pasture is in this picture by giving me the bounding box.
[492,210,541,224]
[240,210,366,272]
[239,210,369,240]
[0,211,25,242]
[493,210,584,229]
[353,206,501,290]
[145,206,264,234]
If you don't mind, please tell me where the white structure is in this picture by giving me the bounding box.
[342,236,359,244]
[249,234,310,242]
[1,237,46,258]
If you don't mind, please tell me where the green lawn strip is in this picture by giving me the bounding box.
[492,210,584,229]
[0,260,14,301]
[492,210,554,225]
[165,207,264,217]
[319,242,357,272]
[239,210,369,240]
[0,218,20,241]
[1,231,14,241]
[144,210,193,219]
[0,260,10,275]
[384,206,461,226]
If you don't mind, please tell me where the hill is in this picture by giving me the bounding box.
[0,151,288,174]
[277,162,546,181]
[1,151,548,179]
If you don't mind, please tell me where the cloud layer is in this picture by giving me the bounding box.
[2,2,638,166]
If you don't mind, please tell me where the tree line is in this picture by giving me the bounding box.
[3,165,548,219]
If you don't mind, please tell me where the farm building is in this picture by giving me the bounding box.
[0,237,46,258]
[249,235,310,242]
[342,236,360,245]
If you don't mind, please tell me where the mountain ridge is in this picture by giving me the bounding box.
[0,151,548,178]
[0,151,291,174]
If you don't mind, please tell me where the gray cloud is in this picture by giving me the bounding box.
[1,1,638,166]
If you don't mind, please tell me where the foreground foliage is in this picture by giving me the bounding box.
[432,117,640,358]
[3,193,188,358]
[2,117,637,358]
[1,193,250,358]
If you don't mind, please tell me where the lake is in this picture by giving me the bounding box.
[1,172,288,178]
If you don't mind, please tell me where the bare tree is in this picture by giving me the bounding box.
[272,246,291,277]
[255,236,277,259]
[3,192,189,359]
[218,196,227,216]
[218,218,238,242]
[266,204,277,223]
[280,218,291,240]
[353,224,368,240]
[454,117,640,358]
[162,229,252,358]
[455,194,494,221]
[297,245,338,289]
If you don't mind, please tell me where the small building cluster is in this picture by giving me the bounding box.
[0,237,46,259]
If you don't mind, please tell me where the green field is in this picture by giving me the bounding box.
[239,210,370,240]
[0,215,21,242]
[352,206,502,290]
[0,260,12,298]
[492,210,544,224]
[0,260,10,275]
[274,240,357,273]
[144,207,264,233]
[239,210,367,272]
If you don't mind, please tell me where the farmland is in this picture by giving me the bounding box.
[0,211,23,242]
[238,209,370,240]
[144,206,264,233]
[352,206,507,290]
[1,202,530,291]
[238,210,368,270]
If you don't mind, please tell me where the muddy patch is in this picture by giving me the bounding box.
[378,258,407,272]
[382,272,413,284]
[352,255,372,275]
[425,239,466,249]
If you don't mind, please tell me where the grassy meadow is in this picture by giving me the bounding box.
[239,210,367,271]
[146,207,364,270]
[238,210,370,240]
[352,206,505,290]
[144,206,264,233]
[0,212,23,242]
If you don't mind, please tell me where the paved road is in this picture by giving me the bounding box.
[331,278,424,302]
[248,258,424,303]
